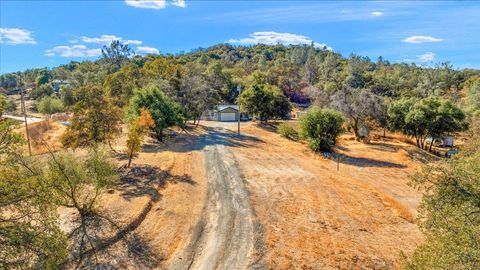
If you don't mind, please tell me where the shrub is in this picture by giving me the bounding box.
[278,123,297,140]
[299,107,344,152]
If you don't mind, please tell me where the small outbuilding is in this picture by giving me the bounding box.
[202,105,240,122]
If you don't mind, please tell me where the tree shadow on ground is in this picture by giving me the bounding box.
[336,154,407,168]
[367,142,401,153]
[141,126,264,154]
[116,165,196,202]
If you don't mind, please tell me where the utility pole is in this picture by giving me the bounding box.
[237,85,241,136]
[20,75,32,156]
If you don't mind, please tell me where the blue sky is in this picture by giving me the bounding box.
[1,1,479,73]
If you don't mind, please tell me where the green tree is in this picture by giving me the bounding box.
[239,82,291,123]
[465,77,480,116]
[299,107,344,152]
[30,84,54,100]
[101,40,132,72]
[35,70,52,86]
[388,97,467,149]
[38,96,64,121]
[406,129,480,269]
[0,157,68,269]
[0,94,7,117]
[126,109,155,167]
[0,119,24,159]
[128,84,185,141]
[59,85,75,108]
[104,63,142,107]
[62,84,122,148]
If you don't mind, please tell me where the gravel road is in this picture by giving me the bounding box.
[167,128,255,270]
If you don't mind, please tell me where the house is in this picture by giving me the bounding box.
[52,80,69,94]
[202,105,240,122]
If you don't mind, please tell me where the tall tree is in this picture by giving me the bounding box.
[239,82,291,123]
[128,84,185,141]
[330,86,385,142]
[103,63,142,107]
[101,40,132,72]
[388,97,467,149]
[62,84,122,148]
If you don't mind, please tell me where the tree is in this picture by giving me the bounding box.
[239,82,291,123]
[0,119,24,158]
[406,130,480,269]
[38,96,64,122]
[0,94,7,117]
[128,84,185,141]
[0,156,68,269]
[299,107,344,152]
[35,70,52,86]
[465,77,480,117]
[126,109,155,167]
[103,63,142,107]
[62,84,122,148]
[59,85,75,108]
[388,97,467,149]
[179,73,218,125]
[44,148,119,217]
[1,145,119,268]
[30,84,54,100]
[330,86,385,142]
[101,40,132,72]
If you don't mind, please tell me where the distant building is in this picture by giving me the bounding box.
[52,80,69,94]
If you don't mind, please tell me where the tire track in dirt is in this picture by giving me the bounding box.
[167,128,255,270]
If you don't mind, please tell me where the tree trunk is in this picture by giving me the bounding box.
[127,154,133,168]
[429,139,434,152]
[383,127,386,138]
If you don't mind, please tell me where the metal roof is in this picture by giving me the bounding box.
[217,105,239,111]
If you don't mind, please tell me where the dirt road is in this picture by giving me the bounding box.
[167,128,256,270]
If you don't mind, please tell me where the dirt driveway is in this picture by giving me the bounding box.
[168,127,257,270]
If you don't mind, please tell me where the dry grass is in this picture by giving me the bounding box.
[215,121,426,269]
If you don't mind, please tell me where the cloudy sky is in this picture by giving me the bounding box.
[1,1,479,73]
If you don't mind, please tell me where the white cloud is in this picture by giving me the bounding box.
[172,0,186,8]
[136,46,160,55]
[403,35,443,44]
[81,34,142,45]
[125,0,186,9]
[45,45,102,57]
[228,31,332,50]
[371,11,383,16]
[418,52,435,62]
[0,28,36,45]
[125,0,166,9]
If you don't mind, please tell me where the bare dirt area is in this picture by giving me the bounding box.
[25,119,425,269]
[208,121,425,269]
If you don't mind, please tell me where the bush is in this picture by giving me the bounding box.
[278,123,297,140]
[299,107,344,152]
